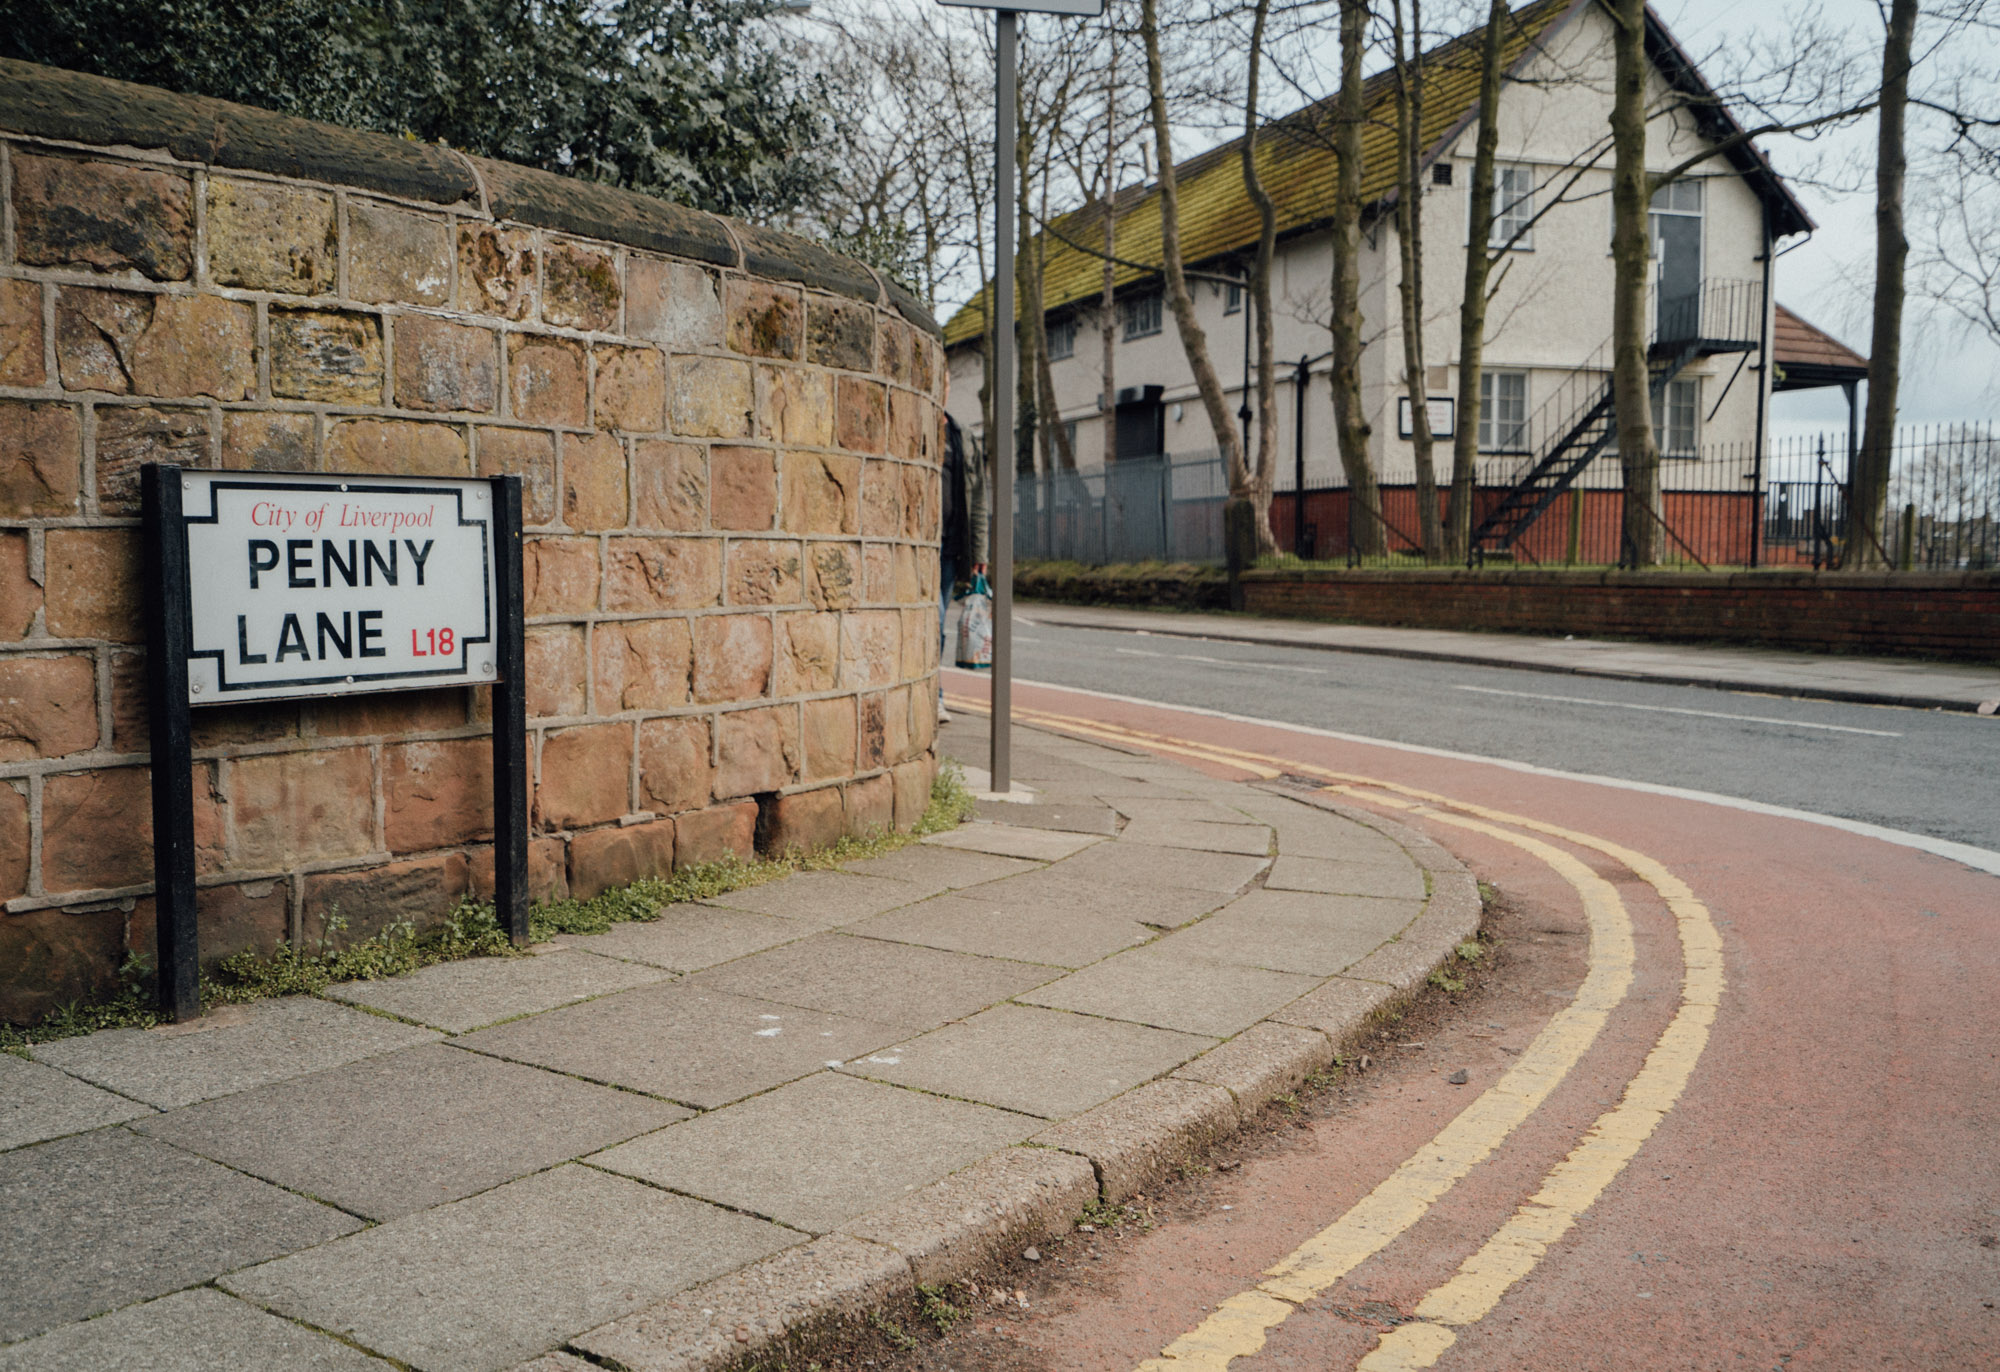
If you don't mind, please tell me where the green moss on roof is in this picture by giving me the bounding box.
[943,0,1578,347]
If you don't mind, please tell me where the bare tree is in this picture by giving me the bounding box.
[1139,0,1250,496]
[1444,0,1507,563]
[1849,0,1921,568]
[1607,0,1661,566]
[1389,0,1441,559]
[1329,0,1385,557]
[1237,0,1282,555]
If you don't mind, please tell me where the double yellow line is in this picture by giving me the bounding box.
[947,696,1725,1370]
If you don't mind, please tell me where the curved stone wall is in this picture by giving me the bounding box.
[0,59,945,1021]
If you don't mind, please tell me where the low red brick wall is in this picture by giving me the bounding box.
[0,60,945,1021]
[1238,568,2000,662]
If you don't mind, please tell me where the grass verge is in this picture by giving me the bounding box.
[2,762,975,1055]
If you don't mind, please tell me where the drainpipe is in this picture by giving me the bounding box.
[1293,355,1310,556]
[1751,216,1772,568]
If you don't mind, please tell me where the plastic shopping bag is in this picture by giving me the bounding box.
[955,574,994,670]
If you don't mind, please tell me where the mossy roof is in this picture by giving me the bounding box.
[942,0,1810,348]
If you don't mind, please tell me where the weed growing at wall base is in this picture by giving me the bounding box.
[1,763,972,1054]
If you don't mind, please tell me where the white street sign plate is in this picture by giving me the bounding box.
[180,471,498,706]
[937,0,1104,15]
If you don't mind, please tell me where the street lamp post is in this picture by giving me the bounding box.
[940,0,1103,796]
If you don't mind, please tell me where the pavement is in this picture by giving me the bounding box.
[0,715,1481,1372]
[1018,601,2000,713]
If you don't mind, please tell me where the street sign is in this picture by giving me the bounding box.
[938,0,1103,14]
[180,472,499,705]
[1397,395,1457,439]
[140,464,530,1022]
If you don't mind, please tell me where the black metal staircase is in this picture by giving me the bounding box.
[1469,279,1763,561]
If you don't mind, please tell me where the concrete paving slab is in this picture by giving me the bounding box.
[0,1287,391,1371]
[571,1233,911,1372]
[842,1003,1215,1119]
[0,1052,153,1151]
[325,947,670,1034]
[701,870,928,925]
[838,1146,1097,1287]
[1032,1078,1240,1204]
[947,866,1229,929]
[134,1043,686,1221]
[689,933,1057,1031]
[223,1164,792,1372]
[971,799,1120,833]
[1116,816,1273,856]
[0,1128,361,1344]
[849,893,1153,969]
[555,905,816,972]
[1172,1021,1336,1111]
[1108,796,1265,825]
[588,1072,1038,1234]
[838,845,1039,897]
[1056,841,1270,894]
[1270,975,1403,1041]
[1015,944,1319,1038]
[455,982,901,1109]
[1265,854,1426,900]
[1169,889,1418,975]
[29,997,438,1110]
[923,824,1106,861]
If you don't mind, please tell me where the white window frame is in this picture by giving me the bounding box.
[1478,369,1530,452]
[1655,377,1700,457]
[1047,314,1076,361]
[1487,163,1536,251]
[1224,280,1243,315]
[1122,290,1163,341]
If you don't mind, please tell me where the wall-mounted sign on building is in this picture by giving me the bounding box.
[141,464,528,1021]
[181,473,500,705]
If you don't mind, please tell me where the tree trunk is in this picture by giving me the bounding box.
[1392,0,1441,559]
[1850,0,1917,569]
[1446,0,1507,562]
[1033,173,1075,472]
[1240,0,1281,555]
[1140,0,1248,491]
[1015,110,1040,478]
[1609,0,1659,567]
[1329,0,1383,557]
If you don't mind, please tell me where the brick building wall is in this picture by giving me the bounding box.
[0,60,946,1022]
[1240,568,2000,662]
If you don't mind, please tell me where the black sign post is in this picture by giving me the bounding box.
[139,463,531,1019]
[140,464,200,1021]
[489,476,529,944]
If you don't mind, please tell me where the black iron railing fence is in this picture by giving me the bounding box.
[1015,423,2000,572]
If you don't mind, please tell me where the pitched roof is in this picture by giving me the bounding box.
[944,0,1812,348]
[1773,303,1868,389]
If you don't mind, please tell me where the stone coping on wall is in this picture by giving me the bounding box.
[0,57,938,334]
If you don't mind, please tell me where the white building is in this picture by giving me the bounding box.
[943,0,1858,562]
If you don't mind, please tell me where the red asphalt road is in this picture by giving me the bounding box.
[942,669,2000,1371]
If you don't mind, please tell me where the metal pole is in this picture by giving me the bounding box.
[489,475,530,945]
[990,8,1016,795]
[1293,356,1308,555]
[1750,218,1770,568]
[141,463,199,1021]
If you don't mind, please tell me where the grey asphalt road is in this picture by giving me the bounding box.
[999,616,2000,853]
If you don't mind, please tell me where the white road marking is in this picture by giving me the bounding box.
[1117,646,1323,674]
[941,670,2000,877]
[1451,684,1902,736]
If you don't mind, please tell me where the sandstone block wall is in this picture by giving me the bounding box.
[0,59,946,1022]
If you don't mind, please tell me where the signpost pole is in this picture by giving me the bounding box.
[490,475,529,945]
[140,463,200,1021]
[991,6,1017,796]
